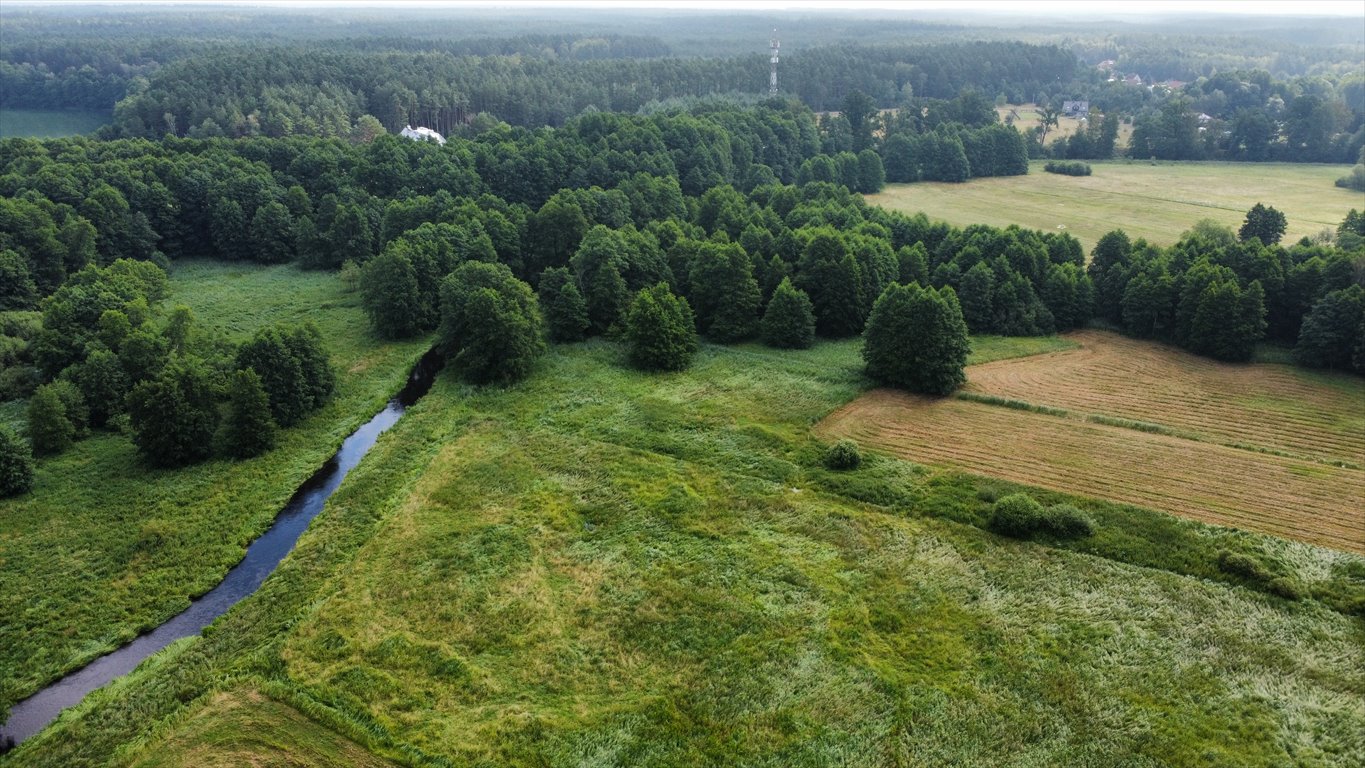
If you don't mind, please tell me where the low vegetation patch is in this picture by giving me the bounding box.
[1044,160,1092,176]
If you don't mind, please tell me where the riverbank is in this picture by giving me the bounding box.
[0,262,429,720]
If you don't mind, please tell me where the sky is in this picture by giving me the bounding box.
[8,0,1363,15]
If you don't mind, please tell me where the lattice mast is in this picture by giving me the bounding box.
[769,30,780,96]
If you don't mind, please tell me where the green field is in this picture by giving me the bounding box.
[868,161,1362,251]
[0,261,426,715]
[0,109,110,139]
[13,321,1363,766]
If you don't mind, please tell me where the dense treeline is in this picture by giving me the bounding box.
[3,101,1364,489]
[1091,210,1365,366]
[1122,80,1364,163]
[101,41,1073,138]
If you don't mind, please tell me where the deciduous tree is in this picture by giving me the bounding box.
[862,282,970,395]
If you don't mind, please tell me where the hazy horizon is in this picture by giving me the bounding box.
[4,0,1362,18]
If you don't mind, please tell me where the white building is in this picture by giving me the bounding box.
[400,125,446,146]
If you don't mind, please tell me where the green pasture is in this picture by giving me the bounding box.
[869,161,1362,252]
[13,329,1362,767]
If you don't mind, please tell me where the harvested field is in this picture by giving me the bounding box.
[818,391,1365,554]
[966,330,1365,468]
[867,161,1356,251]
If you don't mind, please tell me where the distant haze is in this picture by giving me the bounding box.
[7,0,1363,16]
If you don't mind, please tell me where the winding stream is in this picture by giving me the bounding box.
[0,349,443,749]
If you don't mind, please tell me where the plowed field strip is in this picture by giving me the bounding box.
[818,391,1365,555]
[965,331,1365,467]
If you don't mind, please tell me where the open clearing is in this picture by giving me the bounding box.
[995,103,1134,149]
[819,331,1365,554]
[867,161,1360,251]
[0,109,110,138]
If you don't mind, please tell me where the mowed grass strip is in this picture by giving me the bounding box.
[966,330,1365,467]
[819,390,1365,554]
[867,161,1358,251]
[128,687,397,768]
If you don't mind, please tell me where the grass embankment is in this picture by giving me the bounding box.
[868,160,1358,251]
[16,332,1363,767]
[0,261,427,716]
[0,109,110,138]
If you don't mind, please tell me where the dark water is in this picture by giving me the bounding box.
[0,349,442,749]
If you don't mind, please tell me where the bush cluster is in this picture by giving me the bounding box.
[1044,160,1092,176]
[1215,549,1303,600]
[824,439,862,470]
[990,493,1095,539]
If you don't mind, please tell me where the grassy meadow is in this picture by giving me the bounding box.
[0,261,427,715]
[0,109,110,139]
[994,103,1135,149]
[13,332,1364,767]
[868,160,1361,252]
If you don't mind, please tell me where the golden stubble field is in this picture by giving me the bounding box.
[819,331,1365,554]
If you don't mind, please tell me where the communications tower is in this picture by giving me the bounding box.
[769,30,780,96]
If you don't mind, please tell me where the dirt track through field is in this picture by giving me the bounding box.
[818,332,1365,554]
[966,331,1365,467]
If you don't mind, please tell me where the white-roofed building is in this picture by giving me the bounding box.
[400,125,446,146]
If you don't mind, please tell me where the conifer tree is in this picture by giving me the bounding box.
[0,427,34,498]
[761,278,816,349]
[538,267,590,343]
[626,283,698,372]
[221,368,276,458]
[26,384,73,455]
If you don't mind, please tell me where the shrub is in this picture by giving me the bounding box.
[1216,549,1272,582]
[1266,576,1304,601]
[1335,164,1365,192]
[1044,160,1092,176]
[991,493,1048,537]
[1045,503,1096,539]
[991,494,1096,539]
[0,426,34,497]
[824,439,862,470]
